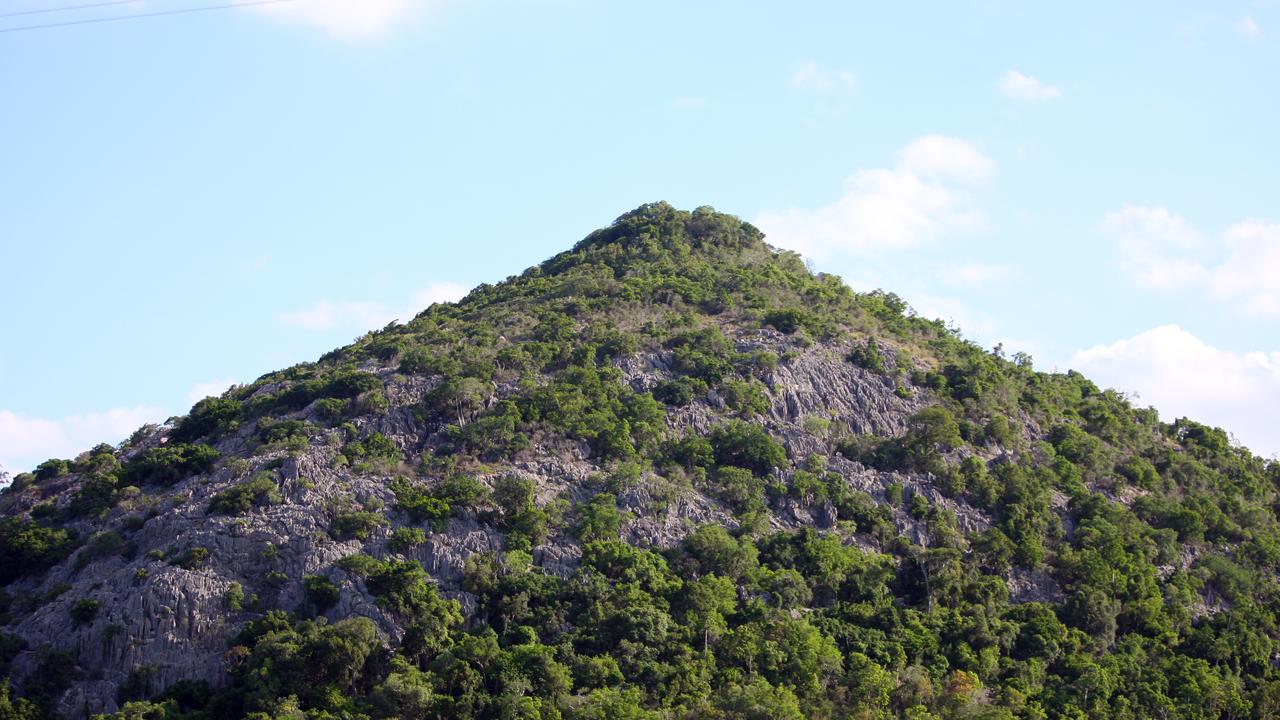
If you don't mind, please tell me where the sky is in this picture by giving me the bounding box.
[0,0,1277,474]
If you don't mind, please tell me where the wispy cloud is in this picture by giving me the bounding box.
[1104,205,1280,316]
[279,282,469,331]
[908,292,1000,339]
[938,262,1014,288]
[0,406,163,474]
[243,255,271,273]
[409,283,469,311]
[791,60,856,92]
[251,0,442,39]
[1071,325,1280,457]
[755,135,993,259]
[278,300,392,331]
[998,70,1062,101]
[1235,15,1263,39]
[186,378,238,405]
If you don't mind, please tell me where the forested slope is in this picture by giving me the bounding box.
[0,203,1276,719]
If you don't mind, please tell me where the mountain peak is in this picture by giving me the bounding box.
[569,201,767,255]
[0,204,1276,720]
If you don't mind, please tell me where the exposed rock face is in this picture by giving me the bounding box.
[0,335,1037,717]
[761,343,922,437]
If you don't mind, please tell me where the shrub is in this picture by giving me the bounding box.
[577,493,622,542]
[121,444,219,486]
[322,369,383,400]
[721,378,770,417]
[494,475,548,551]
[654,376,708,407]
[388,527,427,552]
[208,473,282,515]
[763,308,815,335]
[709,421,787,476]
[336,554,381,577]
[436,475,489,507]
[25,647,77,710]
[171,397,242,443]
[116,665,158,705]
[985,415,1015,446]
[70,598,101,625]
[899,406,964,473]
[67,475,120,518]
[342,432,401,469]
[1118,456,1160,490]
[82,531,125,564]
[225,582,245,611]
[0,518,76,583]
[391,479,452,523]
[34,459,70,481]
[329,511,387,541]
[664,434,714,471]
[399,347,455,375]
[256,418,311,445]
[304,575,341,611]
[1049,424,1103,469]
[313,397,350,425]
[714,466,767,517]
[171,547,209,570]
[269,368,381,414]
[847,341,885,373]
[365,559,457,622]
[666,328,736,383]
[444,401,528,459]
[0,634,26,678]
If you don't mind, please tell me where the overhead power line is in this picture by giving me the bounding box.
[0,0,300,33]
[0,1,147,21]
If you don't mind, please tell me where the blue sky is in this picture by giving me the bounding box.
[1,0,1277,473]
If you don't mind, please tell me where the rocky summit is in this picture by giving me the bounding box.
[0,203,1277,719]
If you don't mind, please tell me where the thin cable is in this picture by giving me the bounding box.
[0,0,299,33]
[0,1,146,21]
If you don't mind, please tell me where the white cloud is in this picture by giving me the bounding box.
[278,300,393,331]
[1235,16,1263,39]
[939,262,1014,288]
[0,406,163,474]
[908,292,1000,339]
[1104,205,1280,315]
[900,134,995,182]
[755,135,992,258]
[1103,204,1207,289]
[791,60,856,92]
[1070,325,1280,457]
[998,70,1062,101]
[409,282,468,310]
[280,283,468,331]
[252,0,440,39]
[186,378,238,405]
[1209,220,1280,316]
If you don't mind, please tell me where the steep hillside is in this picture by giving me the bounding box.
[1,203,1277,719]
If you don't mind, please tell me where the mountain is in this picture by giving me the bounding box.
[0,202,1277,719]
